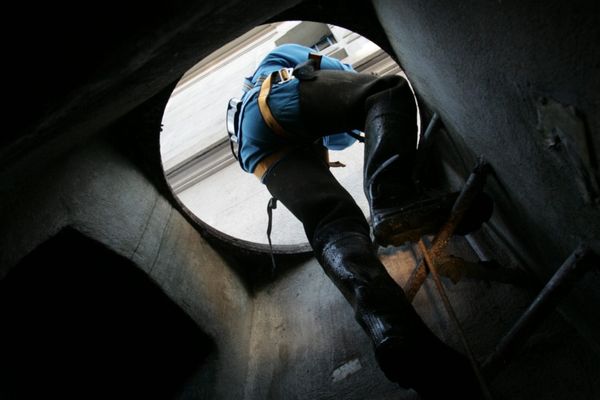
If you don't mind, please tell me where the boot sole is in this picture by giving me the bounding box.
[373,207,448,247]
[373,192,493,247]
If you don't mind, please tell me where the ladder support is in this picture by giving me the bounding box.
[483,244,598,378]
[404,158,491,301]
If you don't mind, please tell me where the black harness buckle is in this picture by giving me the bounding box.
[226,97,242,159]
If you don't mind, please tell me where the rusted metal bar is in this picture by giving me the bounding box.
[483,244,597,378]
[435,255,535,288]
[418,240,495,400]
[404,159,491,301]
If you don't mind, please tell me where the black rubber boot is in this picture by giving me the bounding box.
[312,223,484,399]
[363,78,492,247]
[363,79,440,246]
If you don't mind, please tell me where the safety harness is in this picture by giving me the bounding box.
[257,67,296,141]
[226,53,324,166]
[256,54,325,141]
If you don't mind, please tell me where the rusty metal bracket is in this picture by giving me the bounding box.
[436,255,535,288]
[404,158,491,301]
[404,158,496,398]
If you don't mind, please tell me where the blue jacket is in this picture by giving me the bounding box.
[237,43,358,173]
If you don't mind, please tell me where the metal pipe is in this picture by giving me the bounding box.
[420,112,440,147]
[483,244,596,378]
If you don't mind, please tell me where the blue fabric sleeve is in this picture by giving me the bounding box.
[323,131,359,150]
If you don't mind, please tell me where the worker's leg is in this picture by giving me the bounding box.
[313,222,484,400]
[262,146,483,399]
[262,144,368,243]
[299,71,492,246]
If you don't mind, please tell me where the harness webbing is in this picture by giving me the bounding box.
[258,72,293,140]
[266,197,278,274]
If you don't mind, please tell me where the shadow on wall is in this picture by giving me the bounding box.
[0,227,214,399]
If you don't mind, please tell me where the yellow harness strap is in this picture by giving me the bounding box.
[258,72,291,140]
[253,149,289,180]
[254,71,294,180]
[252,146,335,180]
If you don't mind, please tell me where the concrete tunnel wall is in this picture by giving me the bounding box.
[0,0,599,398]
[0,134,254,399]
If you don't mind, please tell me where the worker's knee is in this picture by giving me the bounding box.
[365,75,415,113]
[378,74,408,89]
[376,74,412,98]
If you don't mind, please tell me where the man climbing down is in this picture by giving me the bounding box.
[228,43,491,398]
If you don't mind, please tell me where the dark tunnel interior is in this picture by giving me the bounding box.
[0,228,214,399]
